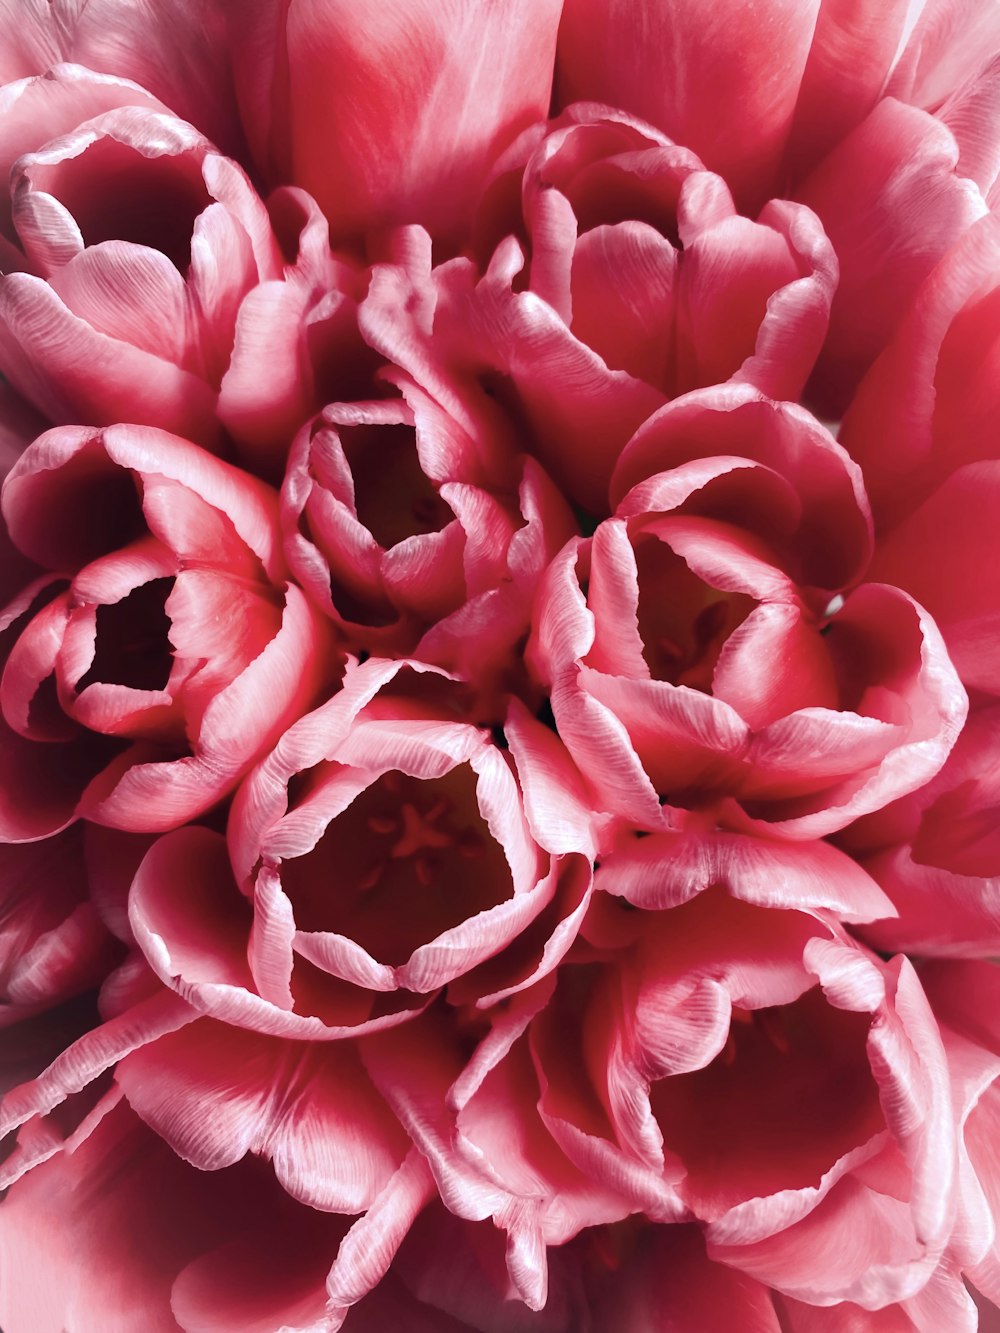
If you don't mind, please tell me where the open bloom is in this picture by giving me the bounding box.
[554,0,1000,409]
[0,423,332,837]
[536,886,958,1312]
[0,66,288,442]
[447,102,836,513]
[113,659,592,1042]
[281,325,576,703]
[529,386,966,840]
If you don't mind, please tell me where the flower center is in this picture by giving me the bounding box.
[281,768,511,968]
[634,536,752,690]
[359,784,484,891]
[340,423,453,550]
[650,988,882,1215]
[76,578,174,694]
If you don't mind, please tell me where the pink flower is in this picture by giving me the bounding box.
[217,658,591,1026]
[356,849,954,1315]
[281,362,576,704]
[554,0,999,409]
[453,103,836,512]
[0,67,283,441]
[534,886,959,1311]
[529,387,966,839]
[0,423,333,836]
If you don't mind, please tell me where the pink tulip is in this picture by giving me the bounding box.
[221,657,593,1024]
[447,104,836,512]
[281,383,575,707]
[529,388,965,840]
[555,0,1000,411]
[0,423,334,837]
[0,67,283,442]
[534,887,958,1311]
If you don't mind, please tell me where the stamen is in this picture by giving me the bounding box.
[391,801,455,858]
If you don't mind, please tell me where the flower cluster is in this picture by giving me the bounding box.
[2,2,1000,1329]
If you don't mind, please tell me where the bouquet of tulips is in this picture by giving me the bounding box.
[1,2,999,1328]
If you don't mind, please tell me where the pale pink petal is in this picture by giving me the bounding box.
[937,54,1000,198]
[504,698,599,858]
[549,675,665,830]
[325,1150,436,1309]
[130,826,421,1040]
[887,0,1000,112]
[709,1177,944,1308]
[0,274,219,442]
[569,221,677,387]
[528,537,596,686]
[597,828,894,921]
[712,602,839,731]
[611,385,872,592]
[577,665,749,795]
[117,1018,408,1212]
[46,241,192,367]
[733,199,839,402]
[676,211,800,390]
[0,985,194,1139]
